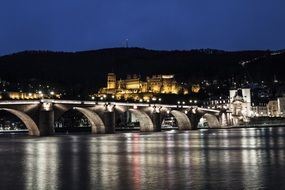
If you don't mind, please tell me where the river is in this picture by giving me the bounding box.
[0,127,284,189]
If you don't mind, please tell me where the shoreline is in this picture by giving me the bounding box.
[228,123,285,129]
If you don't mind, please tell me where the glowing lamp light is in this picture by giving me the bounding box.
[43,102,52,111]
[50,91,55,95]
[133,105,138,109]
[107,105,114,112]
[154,107,160,113]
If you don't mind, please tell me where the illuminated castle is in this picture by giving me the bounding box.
[98,73,188,101]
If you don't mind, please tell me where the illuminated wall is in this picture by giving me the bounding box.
[125,78,140,90]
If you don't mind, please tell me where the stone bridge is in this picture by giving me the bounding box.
[0,100,232,136]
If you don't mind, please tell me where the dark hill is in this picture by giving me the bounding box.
[0,48,284,91]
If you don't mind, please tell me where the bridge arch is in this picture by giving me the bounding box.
[0,108,39,136]
[56,107,105,134]
[170,110,192,130]
[201,113,221,128]
[74,107,106,133]
[128,109,154,132]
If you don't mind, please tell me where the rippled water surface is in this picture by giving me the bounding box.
[0,127,285,189]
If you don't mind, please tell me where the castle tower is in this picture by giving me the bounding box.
[107,73,116,89]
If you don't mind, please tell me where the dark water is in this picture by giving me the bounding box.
[0,127,285,190]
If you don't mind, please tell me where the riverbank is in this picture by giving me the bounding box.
[229,123,285,129]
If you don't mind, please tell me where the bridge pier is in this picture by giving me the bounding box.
[38,103,55,136]
[150,112,161,132]
[103,111,115,133]
[187,113,200,130]
[226,112,233,126]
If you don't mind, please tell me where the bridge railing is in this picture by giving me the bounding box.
[0,99,222,113]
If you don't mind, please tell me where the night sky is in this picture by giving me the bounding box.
[0,0,284,55]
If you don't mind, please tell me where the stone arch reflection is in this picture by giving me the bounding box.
[0,108,39,136]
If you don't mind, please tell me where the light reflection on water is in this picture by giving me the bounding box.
[0,127,284,189]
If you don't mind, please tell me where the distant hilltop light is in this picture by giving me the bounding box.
[270,52,281,56]
[240,61,248,67]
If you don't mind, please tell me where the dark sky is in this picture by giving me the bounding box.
[0,0,284,55]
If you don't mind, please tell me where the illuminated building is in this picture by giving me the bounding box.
[251,105,268,117]
[202,97,230,109]
[191,84,201,93]
[97,73,188,100]
[266,97,285,117]
[277,97,285,117]
[0,91,61,100]
[267,100,278,117]
[229,88,252,124]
